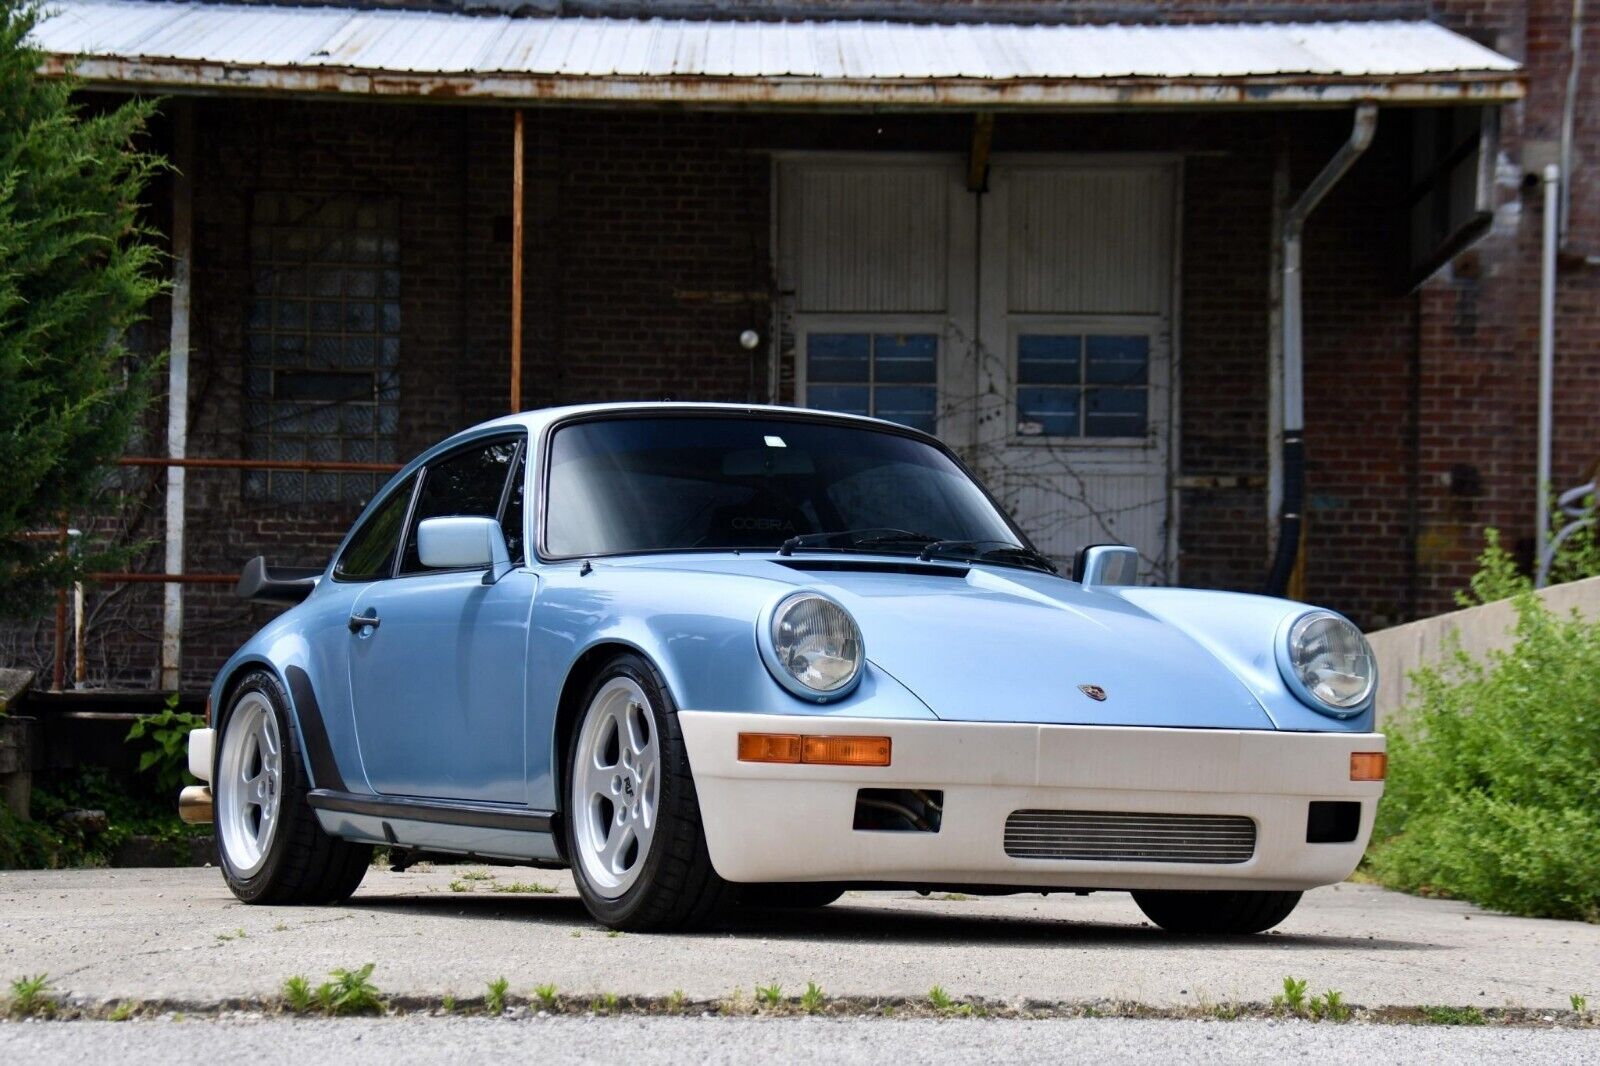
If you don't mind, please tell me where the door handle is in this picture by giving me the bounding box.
[348,610,381,634]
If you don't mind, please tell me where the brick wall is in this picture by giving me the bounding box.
[64,0,1600,687]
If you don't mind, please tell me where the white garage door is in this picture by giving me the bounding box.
[777,154,1178,581]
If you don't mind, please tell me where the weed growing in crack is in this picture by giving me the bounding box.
[7,974,56,1019]
[486,977,509,1015]
[801,982,825,1015]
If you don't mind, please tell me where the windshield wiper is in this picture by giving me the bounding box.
[916,539,1058,574]
[778,528,939,556]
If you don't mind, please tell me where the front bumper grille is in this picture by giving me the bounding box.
[1003,809,1257,864]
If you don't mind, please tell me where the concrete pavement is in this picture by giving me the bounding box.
[3,864,1597,1012]
[4,1015,1599,1066]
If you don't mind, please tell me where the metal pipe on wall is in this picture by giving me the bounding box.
[160,103,193,692]
[1264,104,1378,597]
[1537,164,1560,584]
[1560,0,1585,243]
[510,108,524,414]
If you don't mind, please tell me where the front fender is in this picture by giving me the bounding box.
[1115,587,1376,732]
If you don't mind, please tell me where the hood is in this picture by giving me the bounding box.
[616,554,1275,729]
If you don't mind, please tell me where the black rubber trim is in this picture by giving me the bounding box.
[284,666,347,793]
[307,789,555,834]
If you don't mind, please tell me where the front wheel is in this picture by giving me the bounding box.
[1131,889,1302,935]
[215,670,371,904]
[564,653,735,931]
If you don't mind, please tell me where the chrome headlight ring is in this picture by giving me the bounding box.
[1274,610,1377,718]
[757,591,865,703]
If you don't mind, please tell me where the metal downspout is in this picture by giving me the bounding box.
[1264,104,1379,597]
[160,103,194,691]
[1537,165,1561,584]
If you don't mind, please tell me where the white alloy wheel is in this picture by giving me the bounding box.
[571,676,661,898]
[216,691,284,879]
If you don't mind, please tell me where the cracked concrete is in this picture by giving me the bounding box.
[2,866,1596,1010]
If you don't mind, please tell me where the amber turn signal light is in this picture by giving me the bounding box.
[738,732,891,767]
[1350,751,1387,781]
[738,733,803,763]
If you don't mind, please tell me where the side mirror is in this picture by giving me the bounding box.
[417,516,513,583]
[1074,544,1140,591]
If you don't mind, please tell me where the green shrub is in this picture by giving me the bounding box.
[125,696,207,798]
[1368,542,1600,920]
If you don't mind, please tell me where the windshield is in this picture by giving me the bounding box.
[544,416,1024,558]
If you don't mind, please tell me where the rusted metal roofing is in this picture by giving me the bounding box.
[32,1,1524,107]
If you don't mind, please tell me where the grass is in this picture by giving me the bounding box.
[534,983,559,1010]
[1271,977,1350,1022]
[485,977,509,1015]
[590,992,620,1015]
[800,981,825,1015]
[928,985,954,1012]
[295,964,384,1017]
[491,881,556,894]
[756,982,782,1008]
[107,1001,134,1022]
[7,974,56,1019]
[667,989,685,1014]
[1422,1005,1487,1026]
[214,928,246,942]
[441,994,457,1013]
[1573,994,1589,1014]
[282,975,313,1014]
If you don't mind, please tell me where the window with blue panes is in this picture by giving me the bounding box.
[1016,333,1150,439]
[805,333,938,433]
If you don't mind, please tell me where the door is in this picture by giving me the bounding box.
[347,435,532,803]
[779,155,1179,580]
[778,156,977,447]
[976,161,1178,580]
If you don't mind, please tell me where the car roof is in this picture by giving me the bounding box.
[442,401,917,451]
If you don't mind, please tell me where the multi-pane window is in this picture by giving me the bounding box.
[245,194,401,505]
[1015,333,1150,439]
[805,332,937,433]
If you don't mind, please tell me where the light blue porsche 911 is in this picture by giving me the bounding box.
[180,402,1384,934]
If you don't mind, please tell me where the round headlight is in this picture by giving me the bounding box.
[764,593,864,699]
[1283,611,1376,713]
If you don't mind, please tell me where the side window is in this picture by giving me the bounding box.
[499,448,526,565]
[398,437,521,574]
[332,473,417,582]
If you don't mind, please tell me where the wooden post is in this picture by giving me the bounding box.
[510,109,524,414]
[52,521,66,691]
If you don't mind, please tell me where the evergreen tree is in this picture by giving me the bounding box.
[0,1,164,618]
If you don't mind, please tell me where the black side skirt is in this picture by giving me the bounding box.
[307,790,555,835]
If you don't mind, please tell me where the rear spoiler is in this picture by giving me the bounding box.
[236,556,322,606]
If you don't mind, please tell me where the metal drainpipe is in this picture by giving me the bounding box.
[1264,104,1379,597]
[1537,164,1561,585]
[1560,0,1585,244]
[160,103,194,691]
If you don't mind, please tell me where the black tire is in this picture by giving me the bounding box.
[741,883,846,909]
[216,670,372,905]
[1131,889,1302,935]
[563,652,736,931]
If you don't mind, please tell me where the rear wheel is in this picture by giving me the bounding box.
[215,670,371,904]
[564,653,735,931]
[1131,889,1302,935]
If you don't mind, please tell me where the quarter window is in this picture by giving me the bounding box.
[332,473,417,582]
[1015,333,1150,439]
[805,332,938,433]
[398,438,522,575]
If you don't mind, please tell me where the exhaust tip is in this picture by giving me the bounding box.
[178,785,213,825]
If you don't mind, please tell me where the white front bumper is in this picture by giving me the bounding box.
[679,712,1384,892]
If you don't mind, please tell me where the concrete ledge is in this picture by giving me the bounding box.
[1367,575,1600,721]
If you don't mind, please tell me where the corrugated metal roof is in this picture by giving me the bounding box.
[31,1,1524,107]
